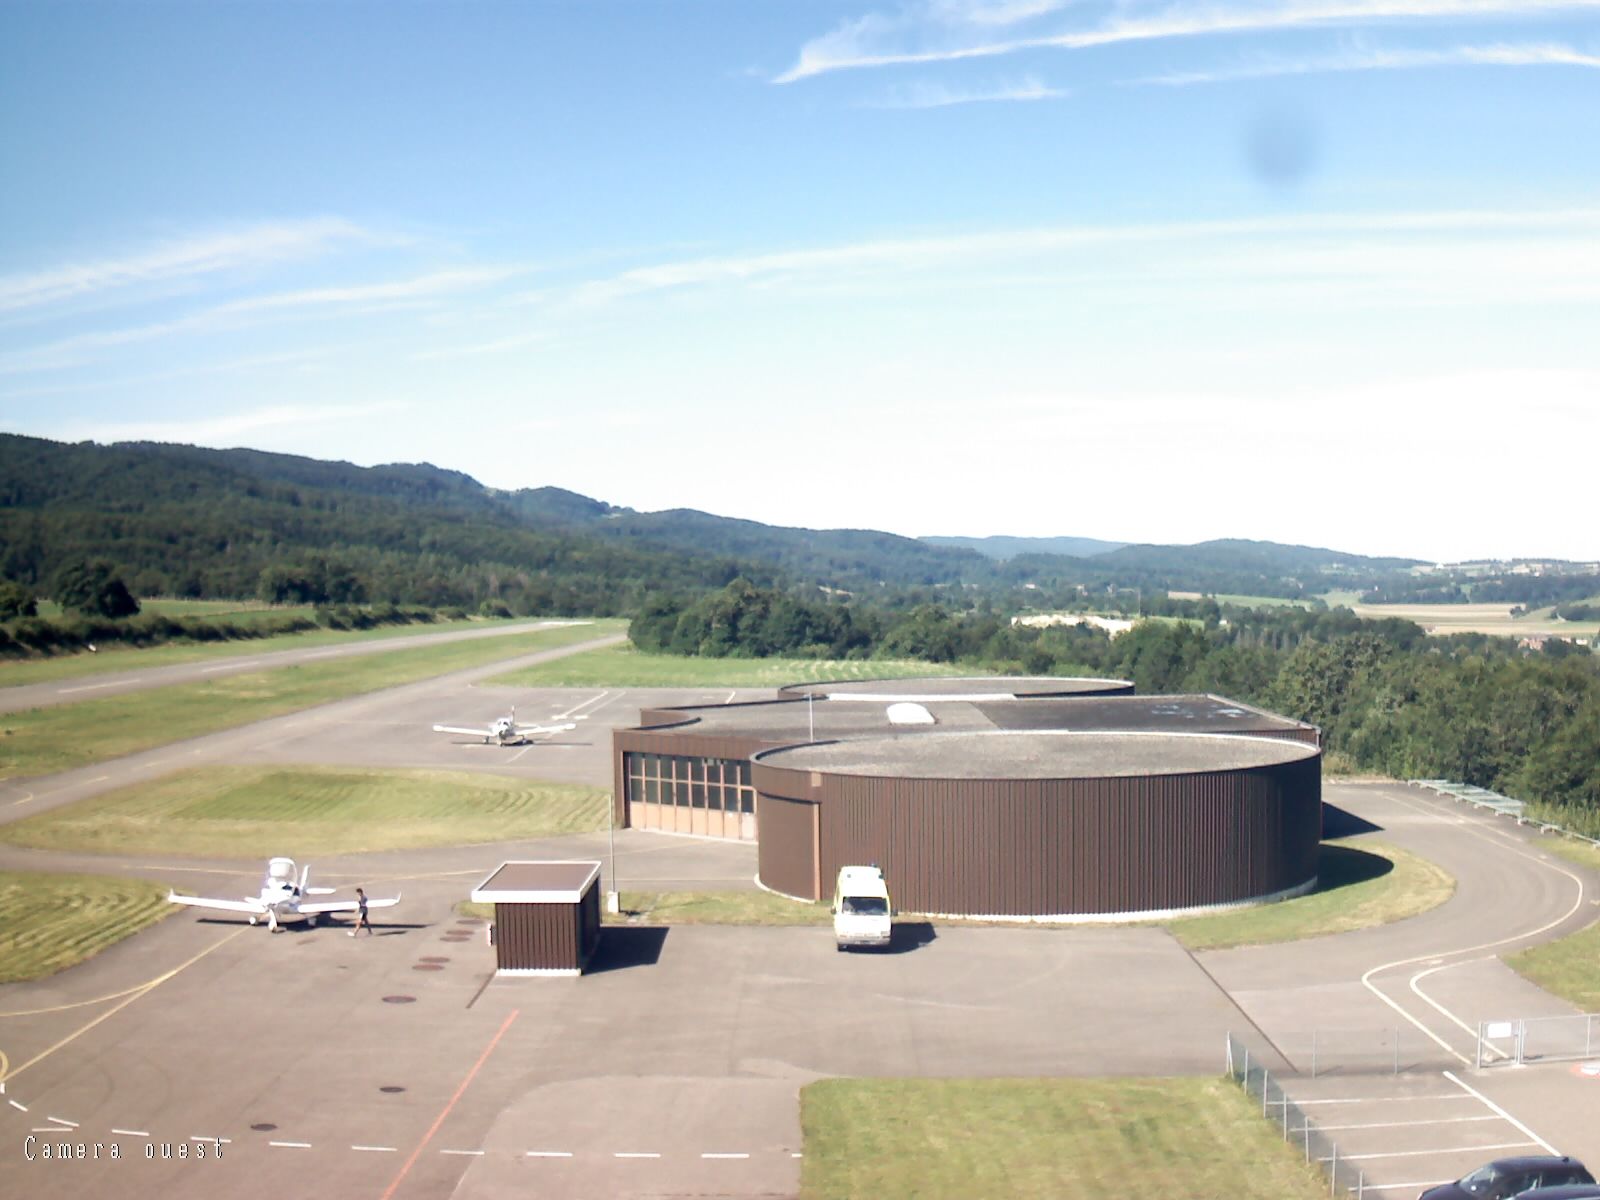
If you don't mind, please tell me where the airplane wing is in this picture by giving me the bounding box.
[512,722,577,737]
[167,891,266,915]
[298,893,401,915]
[432,724,490,737]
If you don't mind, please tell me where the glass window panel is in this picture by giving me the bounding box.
[645,754,659,777]
[691,782,705,808]
[736,762,752,787]
[703,759,722,786]
[674,779,688,806]
[689,758,703,783]
[645,777,659,805]
[740,787,755,815]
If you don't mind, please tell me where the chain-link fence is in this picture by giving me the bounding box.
[1226,1033,1372,1197]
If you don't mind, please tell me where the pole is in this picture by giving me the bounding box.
[809,692,815,742]
[606,796,619,914]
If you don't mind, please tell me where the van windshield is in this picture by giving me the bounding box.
[841,896,888,916]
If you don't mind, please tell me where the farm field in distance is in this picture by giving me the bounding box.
[1344,601,1598,638]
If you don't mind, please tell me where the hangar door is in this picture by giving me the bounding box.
[756,794,820,901]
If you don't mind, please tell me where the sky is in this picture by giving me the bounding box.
[1,1,1597,563]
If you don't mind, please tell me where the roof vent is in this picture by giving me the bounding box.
[887,702,936,726]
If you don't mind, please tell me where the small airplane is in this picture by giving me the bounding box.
[167,857,400,933]
[432,707,576,746]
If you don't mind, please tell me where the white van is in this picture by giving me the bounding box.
[832,865,892,951]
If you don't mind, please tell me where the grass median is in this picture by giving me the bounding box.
[1166,841,1454,951]
[0,765,610,858]
[1506,837,1600,1010]
[0,615,589,688]
[0,870,173,983]
[0,620,623,779]
[800,1076,1327,1199]
[487,643,961,688]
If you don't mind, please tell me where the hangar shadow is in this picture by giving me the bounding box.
[589,926,669,973]
[1321,801,1383,839]
[1310,843,1394,895]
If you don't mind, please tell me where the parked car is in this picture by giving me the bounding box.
[1420,1157,1595,1200]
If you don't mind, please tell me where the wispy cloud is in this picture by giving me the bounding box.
[1135,39,1600,84]
[562,207,1600,308]
[0,266,522,375]
[867,75,1069,107]
[776,0,1600,83]
[0,218,381,314]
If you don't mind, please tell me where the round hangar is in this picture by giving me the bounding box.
[752,730,1322,921]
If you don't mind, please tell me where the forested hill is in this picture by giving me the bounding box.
[923,534,1128,560]
[0,433,1440,610]
[0,435,773,612]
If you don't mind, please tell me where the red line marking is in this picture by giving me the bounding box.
[379,1009,519,1200]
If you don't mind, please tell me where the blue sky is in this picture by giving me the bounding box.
[1,1,1597,562]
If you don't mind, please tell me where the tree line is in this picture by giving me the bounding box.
[631,581,1600,832]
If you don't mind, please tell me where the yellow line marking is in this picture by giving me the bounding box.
[0,928,245,1083]
[0,1048,9,1080]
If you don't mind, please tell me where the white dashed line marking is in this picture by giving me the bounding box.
[614,1152,661,1159]
[189,1136,230,1145]
[7,1100,26,1112]
[701,1152,750,1159]
[201,661,259,673]
[352,1145,397,1153]
[440,1149,484,1157]
[791,1152,803,1158]
[46,1116,78,1128]
[84,778,108,785]
[33,1127,76,1133]
[269,1140,312,1149]
[1336,1141,1539,1162]
[526,1150,573,1158]
[112,1129,150,1138]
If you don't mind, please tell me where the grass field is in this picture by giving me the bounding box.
[1166,841,1454,951]
[0,870,173,983]
[489,643,958,688]
[0,614,559,688]
[1507,917,1600,1013]
[0,766,610,858]
[1211,593,1313,609]
[1344,601,1597,639]
[0,620,622,780]
[799,1076,1327,1200]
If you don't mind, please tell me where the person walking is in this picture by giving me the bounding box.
[350,887,372,936]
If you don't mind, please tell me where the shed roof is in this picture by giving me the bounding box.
[471,860,601,903]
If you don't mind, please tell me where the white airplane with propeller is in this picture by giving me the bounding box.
[432,706,576,745]
[167,857,400,933]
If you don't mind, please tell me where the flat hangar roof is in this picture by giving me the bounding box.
[778,676,1131,701]
[639,691,1316,743]
[756,730,1320,780]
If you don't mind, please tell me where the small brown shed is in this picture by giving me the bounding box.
[470,860,602,976]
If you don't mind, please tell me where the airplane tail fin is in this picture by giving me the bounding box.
[298,863,311,896]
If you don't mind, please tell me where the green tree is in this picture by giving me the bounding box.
[0,579,37,620]
[52,559,140,618]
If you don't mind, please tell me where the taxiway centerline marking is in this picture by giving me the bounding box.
[526,1150,572,1158]
[112,1129,149,1137]
[32,1126,76,1133]
[0,927,247,1083]
[190,1136,229,1144]
[379,1008,519,1200]
[614,1152,661,1158]
[46,1115,78,1127]
[353,1145,397,1153]
[1443,1070,1558,1155]
[56,682,116,694]
[269,1141,312,1149]
[7,1099,26,1112]
[701,1152,750,1159]
[201,661,260,673]
[440,1148,484,1156]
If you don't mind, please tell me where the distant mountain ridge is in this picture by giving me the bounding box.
[1,433,1442,607]
[923,534,1128,560]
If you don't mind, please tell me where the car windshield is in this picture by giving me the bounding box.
[841,896,888,916]
[1458,1166,1501,1195]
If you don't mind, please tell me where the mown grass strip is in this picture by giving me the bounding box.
[800,1077,1328,1200]
[1168,841,1454,951]
[0,615,564,688]
[489,643,960,688]
[1508,918,1600,1012]
[0,871,173,983]
[0,766,611,858]
[0,620,622,780]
